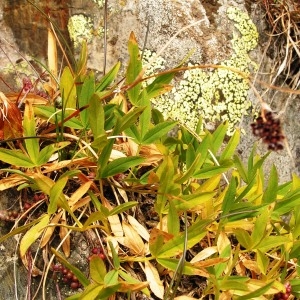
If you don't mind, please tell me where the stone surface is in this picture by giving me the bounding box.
[0,0,299,298]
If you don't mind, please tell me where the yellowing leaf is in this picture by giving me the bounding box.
[20,214,50,258]
[68,181,92,208]
[190,246,218,263]
[144,261,164,299]
[40,211,63,247]
[117,222,145,255]
[127,215,150,241]
[60,212,70,257]
[60,66,76,109]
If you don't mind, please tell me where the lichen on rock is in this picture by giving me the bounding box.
[67,14,94,48]
[150,7,258,135]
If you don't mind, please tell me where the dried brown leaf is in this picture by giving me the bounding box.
[144,261,164,299]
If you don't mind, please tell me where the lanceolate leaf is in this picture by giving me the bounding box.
[88,93,105,137]
[101,156,145,178]
[96,62,121,92]
[262,165,278,204]
[20,214,50,258]
[37,141,70,165]
[126,32,142,105]
[156,219,210,258]
[0,148,35,167]
[219,129,240,162]
[60,66,77,109]
[141,121,177,144]
[193,160,233,179]
[23,102,39,164]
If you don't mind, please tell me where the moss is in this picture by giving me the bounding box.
[151,7,258,135]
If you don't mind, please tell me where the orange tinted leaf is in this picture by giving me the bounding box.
[0,92,23,139]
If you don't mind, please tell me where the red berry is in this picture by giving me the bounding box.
[72,275,78,282]
[23,203,31,210]
[70,281,79,290]
[98,253,106,260]
[33,194,39,202]
[62,268,68,275]
[91,247,99,254]
[66,272,73,279]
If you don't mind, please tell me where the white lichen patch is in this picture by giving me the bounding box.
[142,49,166,85]
[91,0,104,9]
[151,7,258,135]
[68,14,94,48]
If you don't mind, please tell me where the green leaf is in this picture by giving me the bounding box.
[176,153,202,184]
[20,214,50,257]
[79,283,104,300]
[221,176,237,216]
[0,148,35,167]
[220,129,240,162]
[138,89,151,138]
[23,103,39,164]
[97,139,114,179]
[236,281,274,300]
[141,121,177,144]
[145,71,175,99]
[233,155,248,183]
[124,124,141,143]
[257,236,290,252]
[76,40,88,76]
[82,211,108,229]
[34,106,83,129]
[48,176,68,214]
[60,66,77,109]
[79,72,95,127]
[115,106,145,134]
[96,62,121,92]
[0,216,45,244]
[262,165,278,204]
[256,249,269,275]
[174,192,215,211]
[185,144,196,170]
[118,270,150,296]
[194,160,233,179]
[52,247,90,287]
[155,156,176,215]
[211,122,228,153]
[100,156,145,178]
[167,200,180,236]
[109,241,120,269]
[97,284,120,299]
[126,32,142,105]
[273,193,300,215]
[88,93,105,137]
[90,255,106,284]
[157,258,202,276]
[218,277,249,292]
[37,142,70,165]
[104,269,119,285]
[251,208,269,247]
[108,201,138,216]
[234,228,253,250]
[157,219,210,258]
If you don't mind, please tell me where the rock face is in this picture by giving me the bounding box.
[0,0,299,298]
